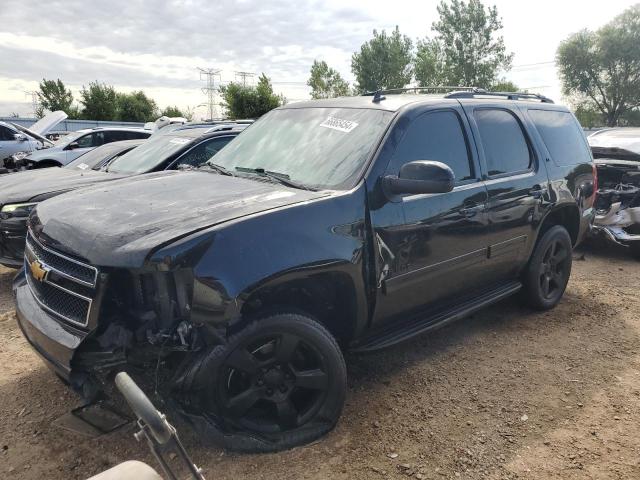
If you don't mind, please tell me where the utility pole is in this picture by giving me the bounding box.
[198,67,221,121]
[234,71,255,87]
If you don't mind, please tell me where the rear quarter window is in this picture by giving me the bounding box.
[528,109,592,166]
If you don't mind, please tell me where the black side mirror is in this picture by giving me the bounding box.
[383,160,455,198]
[67,141,80,150]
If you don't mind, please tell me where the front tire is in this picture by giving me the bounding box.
[187,313,347,452]
[522,225,573,310]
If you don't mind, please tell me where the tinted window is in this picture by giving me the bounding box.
[104,131,129,143]
[528,109,591,166]
[75,132,104,148]
[176,136,234,167]
[126,131,151,140]
[388,110,473,181]
[0,125,15,141]
[474,109,531,176]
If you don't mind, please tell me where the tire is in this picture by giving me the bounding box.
[522,225,573,310]
[31,160,61,169]
[629,243,640,260]
[183,313,347,452]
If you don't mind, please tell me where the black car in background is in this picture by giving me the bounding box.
[14,90,595,453]
[0,123,245,267]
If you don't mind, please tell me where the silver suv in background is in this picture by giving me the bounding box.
[24,127,152,168]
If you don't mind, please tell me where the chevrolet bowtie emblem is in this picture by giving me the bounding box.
[30,260,49,282]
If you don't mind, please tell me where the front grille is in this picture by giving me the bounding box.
[24,231,98,328]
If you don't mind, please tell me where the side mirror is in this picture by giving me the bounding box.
[67,141,80,150]
[14,133,27,142]
[382,160,455,197]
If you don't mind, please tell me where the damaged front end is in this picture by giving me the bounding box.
[591,143,640,251]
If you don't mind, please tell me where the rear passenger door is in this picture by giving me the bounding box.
[463,103,550,279]
[370,105,490,324]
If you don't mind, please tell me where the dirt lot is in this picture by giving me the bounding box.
[1,244,640,480]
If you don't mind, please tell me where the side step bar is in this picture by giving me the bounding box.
[351,281,522,352]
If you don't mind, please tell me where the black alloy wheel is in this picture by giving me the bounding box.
[523,225,573,310]
[188,313,347,452]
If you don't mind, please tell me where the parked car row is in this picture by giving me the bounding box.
[8,89,597,453]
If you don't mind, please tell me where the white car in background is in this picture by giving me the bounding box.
[24,126,152,168]
[0,111,68,163]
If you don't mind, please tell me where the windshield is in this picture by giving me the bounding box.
[106,134,193,174]
[65,143,136,171]
[212,107,393,190]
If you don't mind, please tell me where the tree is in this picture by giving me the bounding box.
[574,103,604,129]
[220,73,285,119]
[36,78,74,114]
[490,80,518,92]
[414,0,513,88]
[351,26,413,93]
[116,91,158,122]
[161,106,186,118]
[557,5,640,127]
[307,60,351,99]
[79,81,117,120]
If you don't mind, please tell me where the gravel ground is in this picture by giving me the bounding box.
[1,242,639,479]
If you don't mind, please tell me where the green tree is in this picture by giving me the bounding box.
[79,81,117,120]
[307,60,351,99]
[490,80,518,92]
[36,78,75,115]
[351,26,413,93]
[414,0,513,88]
[220,73,285,119]
[161,105,187,118]
[116,90,158,122]
[557,5,640,127]
[574,103,604,129]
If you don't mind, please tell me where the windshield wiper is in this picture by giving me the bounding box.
[235,167,316,191]
[201,162,235,176]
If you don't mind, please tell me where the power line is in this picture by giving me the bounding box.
[198,67,221,121]
[235,71,255,87]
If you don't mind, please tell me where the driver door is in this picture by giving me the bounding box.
[370,106,491,324]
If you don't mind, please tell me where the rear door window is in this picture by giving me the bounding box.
[474,109,532,176]
[388,110,474,182]
[528,109,591,166]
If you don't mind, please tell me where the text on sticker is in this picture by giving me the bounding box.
[319,116,359,133]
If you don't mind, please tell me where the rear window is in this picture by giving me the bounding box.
[528,109,592,166]
[474,109,532,176]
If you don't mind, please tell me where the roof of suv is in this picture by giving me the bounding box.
[285,90,558,112]
[158,123,249,138]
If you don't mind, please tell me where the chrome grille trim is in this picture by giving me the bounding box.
[24,230,97,328]
[26,230,98,287]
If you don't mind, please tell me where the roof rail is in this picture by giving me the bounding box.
[363,86,475,97]
[444,87,554,104]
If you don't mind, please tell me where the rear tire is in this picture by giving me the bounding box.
[522,225,573,310]
[184,313,347,452]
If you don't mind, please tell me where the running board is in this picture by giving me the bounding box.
[351,281,522,352]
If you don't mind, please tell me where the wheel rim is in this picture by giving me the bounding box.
[538,239,570,300]
[217,332,330,434]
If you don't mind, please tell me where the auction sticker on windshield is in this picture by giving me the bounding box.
[320,116,359,133]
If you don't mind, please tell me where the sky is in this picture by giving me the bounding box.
[0,0,637,120]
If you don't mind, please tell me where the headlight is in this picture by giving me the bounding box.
[0,202,37,216]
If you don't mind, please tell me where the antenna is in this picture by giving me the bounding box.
[198,67,222,121]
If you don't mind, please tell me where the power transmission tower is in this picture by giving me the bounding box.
[198,67,221,120]
[25,91,41,117]
[235,71,255,87]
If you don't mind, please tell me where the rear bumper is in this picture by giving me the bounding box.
[13,270,87,380]
[0,215,27,268]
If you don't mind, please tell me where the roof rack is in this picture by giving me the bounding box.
[444,87,554,104]
[363,86,475,98]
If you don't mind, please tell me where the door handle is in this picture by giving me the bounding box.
[460,204,484,217]
[530,185,548,199]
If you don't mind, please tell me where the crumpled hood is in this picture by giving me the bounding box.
[31,170,328,268]
[0,168,120,206]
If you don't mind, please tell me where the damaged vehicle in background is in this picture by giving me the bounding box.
[0,111,68,172]
[0,123,246,268]
[14,90,595,453]
[589,128,640,258]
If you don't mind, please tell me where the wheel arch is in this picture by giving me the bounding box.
[538,203,581,247]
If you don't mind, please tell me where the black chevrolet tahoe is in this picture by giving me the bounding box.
[14,90,596,452]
